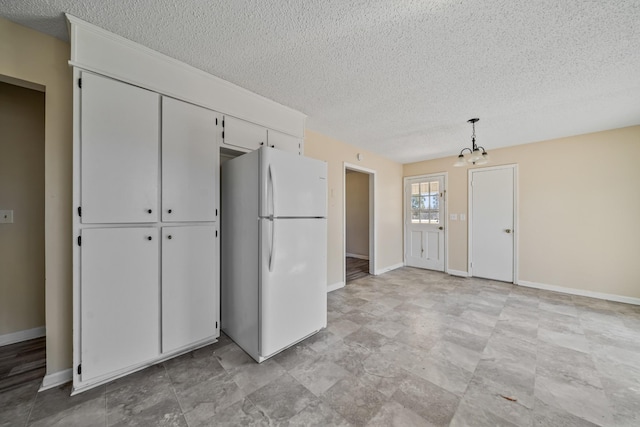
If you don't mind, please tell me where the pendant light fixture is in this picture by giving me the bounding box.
[453,118,489,167]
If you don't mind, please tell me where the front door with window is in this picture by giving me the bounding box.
[405,175,445,271]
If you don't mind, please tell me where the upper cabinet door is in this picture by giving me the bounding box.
[80,72,159,223]
[223,116,267,151]
[162,98,219,222]
[267,130,303,155]
[80,73,160,223]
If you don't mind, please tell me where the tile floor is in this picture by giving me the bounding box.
[2,267,640,426]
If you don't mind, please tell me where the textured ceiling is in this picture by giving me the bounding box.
[2,0,639,163]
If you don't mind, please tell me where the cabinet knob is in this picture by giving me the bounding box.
[147,209,152,214]
[147,236,152,241]
[168,209,172,214]
[168,235,172,240]
[260,142,264,146]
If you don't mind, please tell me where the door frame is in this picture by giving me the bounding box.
[343,163,376,284]
[468,164,519,283]
[403,172,448,272]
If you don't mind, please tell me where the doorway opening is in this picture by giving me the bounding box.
[344,164,375,285]
[0,77,46,391]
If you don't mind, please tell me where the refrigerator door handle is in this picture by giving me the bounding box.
[269,219,277,273]
[268,219,276,272]
[268,163,276,217]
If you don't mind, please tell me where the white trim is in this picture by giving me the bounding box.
[39,368,73,392]
[66,14,305,138]
[374,262,405,276]
[448,269,470,278]
[402,172,448,273]
[0,326,45,347]
[518,280,640,306]
[343,163,377,285]
[327,282,345,293]
[346,253,369,260]
[468,164,518,283]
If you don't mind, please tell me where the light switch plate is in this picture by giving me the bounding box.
[459,213,466,221]
[0,210,13,224]
[450,213,458,220]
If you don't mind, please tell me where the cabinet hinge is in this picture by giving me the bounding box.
[215,208,218,216]
[77,364,81,375]
[222,119,225,128]
[78,78,82,88]
[215,117,218,126]
[216,321,218,328]
[215,230,218,237]
[77,236,81,246]
[222,131,225,139]
[77,206,81,217]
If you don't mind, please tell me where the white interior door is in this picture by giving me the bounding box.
[80,227,159,382]
[405,176,445,271]
[470,166,516,282]
[162,226,218,353]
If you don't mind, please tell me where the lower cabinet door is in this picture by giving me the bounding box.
[80,227,160,382]
[162,225,218,353]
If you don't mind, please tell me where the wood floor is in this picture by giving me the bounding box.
[346,256,369,282]
[0,337,45,393]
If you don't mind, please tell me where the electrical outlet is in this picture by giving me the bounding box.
[0,210,14,224]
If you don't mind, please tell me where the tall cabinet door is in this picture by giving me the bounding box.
[162,226,218,353]
[162,98,219,222]
[80,72,159,224]
[80,227,160,382]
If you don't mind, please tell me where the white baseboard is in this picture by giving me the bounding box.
[346,253,369,260]
[448,269,470,278]
[327,281,345,293]
[518,280,640,306]
[39,368,73,392]
[0,326,45,347]
[374,262,404,275]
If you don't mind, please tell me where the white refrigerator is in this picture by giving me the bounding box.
[221,147,327,362]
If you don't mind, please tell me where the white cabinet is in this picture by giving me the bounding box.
[223,116,267,151]
[80,72,159,223]
[80,227,160,382]
[162,98,220,222]
[162,226,218,353]
[267,129,303,155]
[74,72,220,393]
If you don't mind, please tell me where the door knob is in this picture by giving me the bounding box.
[505,229,512,233]
[438,226,444,230]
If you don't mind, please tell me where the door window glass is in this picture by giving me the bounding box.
[411,180,440,224]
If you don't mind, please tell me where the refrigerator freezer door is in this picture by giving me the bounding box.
[260,217,327,358]
[260,148,327,218]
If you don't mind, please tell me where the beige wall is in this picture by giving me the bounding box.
[0,81,45,336]
[0,18,72,373]
[404,125,640,299]
[305,130,404,286]
[345,171,370,257]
